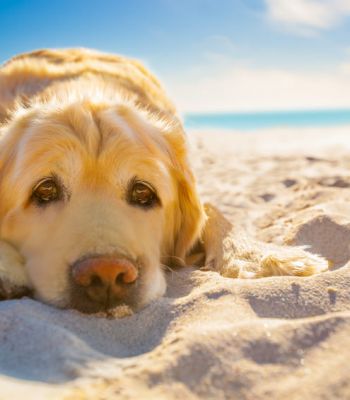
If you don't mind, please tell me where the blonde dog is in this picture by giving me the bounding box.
[0,49,328,313]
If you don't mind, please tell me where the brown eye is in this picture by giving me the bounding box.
[129,181,158,208]
[32,178,60,205]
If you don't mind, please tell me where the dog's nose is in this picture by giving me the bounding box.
[71,256,138,305]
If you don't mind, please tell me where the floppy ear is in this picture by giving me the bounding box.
[173,167,205,263]
[162,124,205,265]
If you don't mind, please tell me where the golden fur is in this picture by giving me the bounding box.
[0,48,328,311]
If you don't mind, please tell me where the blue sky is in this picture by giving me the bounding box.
[1,0,350,112]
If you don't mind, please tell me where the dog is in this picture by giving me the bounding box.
[0,48,328,313]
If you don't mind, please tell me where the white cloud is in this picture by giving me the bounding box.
[340,62,350,73]
[165,61,350,113]
[265,0,350,36]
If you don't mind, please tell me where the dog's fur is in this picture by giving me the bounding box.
[0,49,328,312]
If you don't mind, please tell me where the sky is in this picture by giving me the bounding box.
[0,0,350,112]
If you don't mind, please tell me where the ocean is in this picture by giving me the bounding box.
[184,109,350,131]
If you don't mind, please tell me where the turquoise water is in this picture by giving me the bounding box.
[184,109,350,131]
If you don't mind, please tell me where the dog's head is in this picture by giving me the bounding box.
[0,100,204,312]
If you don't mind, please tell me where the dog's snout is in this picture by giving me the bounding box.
[72,257,138,287]
[71,256,138,307]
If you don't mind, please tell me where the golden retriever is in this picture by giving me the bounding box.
[0,48,328,313]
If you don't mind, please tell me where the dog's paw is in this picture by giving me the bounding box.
[0,278,32,300]
[0,240,32,300]
[200,203,329,279]
[219,248,328,279]
[259,249,329,277]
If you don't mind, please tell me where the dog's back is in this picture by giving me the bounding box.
[0,48,176,122]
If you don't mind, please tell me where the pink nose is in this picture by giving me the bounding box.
[72,257,138,288]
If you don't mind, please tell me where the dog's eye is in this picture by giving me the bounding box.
[128,181,158,208]
[32,178,60,205]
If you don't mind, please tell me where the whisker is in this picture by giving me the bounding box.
[160,263,181,281]
[160,263,173,272]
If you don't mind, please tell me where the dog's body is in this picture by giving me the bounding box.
[0,49,328,313]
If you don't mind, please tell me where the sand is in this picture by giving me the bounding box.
[1,125,350,400]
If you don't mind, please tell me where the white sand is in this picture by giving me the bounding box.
[1,125,350,399]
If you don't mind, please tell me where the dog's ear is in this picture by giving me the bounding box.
[162,125,205,264]
[173,167,205,262]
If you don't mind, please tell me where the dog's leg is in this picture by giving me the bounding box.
[253,245,328,278]
[201,203,328,278]
[0,240,31,299]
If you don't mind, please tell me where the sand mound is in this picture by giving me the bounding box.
[1,126,350,399]
[287,213,350,269]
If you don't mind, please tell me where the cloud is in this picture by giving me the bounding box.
[265,0,350,36]
[340,62,350,73]
[197,35,239,65]
[165,60,350,113]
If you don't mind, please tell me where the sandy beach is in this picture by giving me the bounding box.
[1,125,350,400]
